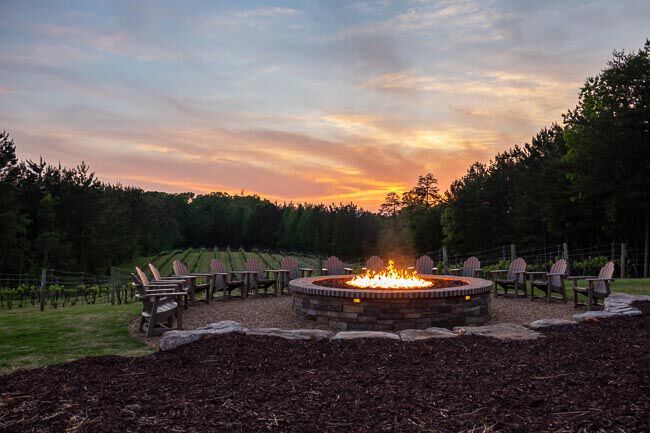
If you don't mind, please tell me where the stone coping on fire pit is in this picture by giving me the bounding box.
[289,274,492,299]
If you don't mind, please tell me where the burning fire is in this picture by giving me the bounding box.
[346,260,433,289]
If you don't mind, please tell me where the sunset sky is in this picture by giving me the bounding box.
[1,1,648,210]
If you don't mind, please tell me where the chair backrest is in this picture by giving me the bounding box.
[209,259,228,290]
[148,263,162,281]
[594,261,615,293]
[415,255,434,275]
[210,259,227,273]
[507,258,527,283]
[462,256,480,277]
[549,259,567,287]
[280,257,300,280]
[366,256,384,273]
[246,258,265,277]
[173,260,188,276]
[135,267,149,286]
[324,256,344,275]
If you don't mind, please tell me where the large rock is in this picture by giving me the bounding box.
[244,328,333,340]
[159,321,245,351]
[572,311,619,322]
[399,328,458,341]
[332,331,401,341]
[197,320,245,331]
[528,318,578,329]
[454,323,542,341]
[571,293,649,322]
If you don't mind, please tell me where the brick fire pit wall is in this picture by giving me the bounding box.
[290,275,493,331]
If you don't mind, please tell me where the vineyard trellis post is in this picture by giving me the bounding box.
[110,267,117,305]
[510,244,516,262]
[643,215,649,278]
[442,246,449,274]
[39,268,47,312]
[620,243,626,279]
[563,243,569,275]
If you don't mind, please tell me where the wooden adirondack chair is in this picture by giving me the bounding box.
[415,255,437,275]
[209,259,244,300]
[280,257,313,280]
[491,258,527,297]
[246,258,280,296]
[148,263,191,308]
[569,261,615,310]
[322,256,353,276]
[365,256,385,273]
[172,260,214,304]
[528,259,568,302]
[133,267,185,337]
[449,257,481,278]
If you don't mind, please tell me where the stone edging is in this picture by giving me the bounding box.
[158,293,649,351]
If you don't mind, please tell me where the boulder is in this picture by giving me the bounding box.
[331,331,401,341]
[399,328,458,341]
[528,318,578,329]
[572,311,618,322]
[159,321,245,351]
[197,320,245,331]
[454,323,542,341]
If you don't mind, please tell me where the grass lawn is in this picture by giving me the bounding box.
[0,303,153,375]
[611,278,650,295]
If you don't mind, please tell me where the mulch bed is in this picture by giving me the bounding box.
[314,276,467,290]
[2,303,649,433]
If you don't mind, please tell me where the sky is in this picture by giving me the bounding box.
[1,1,648,210]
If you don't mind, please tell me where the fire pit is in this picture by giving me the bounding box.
[290,261,492,331]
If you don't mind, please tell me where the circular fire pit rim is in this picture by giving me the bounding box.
[289,275,492,299]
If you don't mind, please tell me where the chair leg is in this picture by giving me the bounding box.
[176,301,183,330]
[546,284,551,303]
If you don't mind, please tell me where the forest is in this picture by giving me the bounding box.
[0,41,648,276]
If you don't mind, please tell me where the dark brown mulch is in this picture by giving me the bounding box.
[314,276,467,290]
[1,303,649,433]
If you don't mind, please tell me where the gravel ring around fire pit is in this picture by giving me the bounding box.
[131,293,581,346]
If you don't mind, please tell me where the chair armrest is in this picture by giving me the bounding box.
[526,271,547,276]
[490,270,507,274]
[585,278,615,282]
[567,275,596,281]
[152,279,186,284]
[547,273,566,276]
[344,267,354,274]
[189,272,214,277]
[146,281,184,288]
[137,291,187,299]
[299,268,313,272]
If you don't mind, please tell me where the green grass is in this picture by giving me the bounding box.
[611,278,650,295]
[0,303,153,375]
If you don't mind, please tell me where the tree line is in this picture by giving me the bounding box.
[0,41,648,275]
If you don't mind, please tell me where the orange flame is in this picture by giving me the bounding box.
[346,260,433,289]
